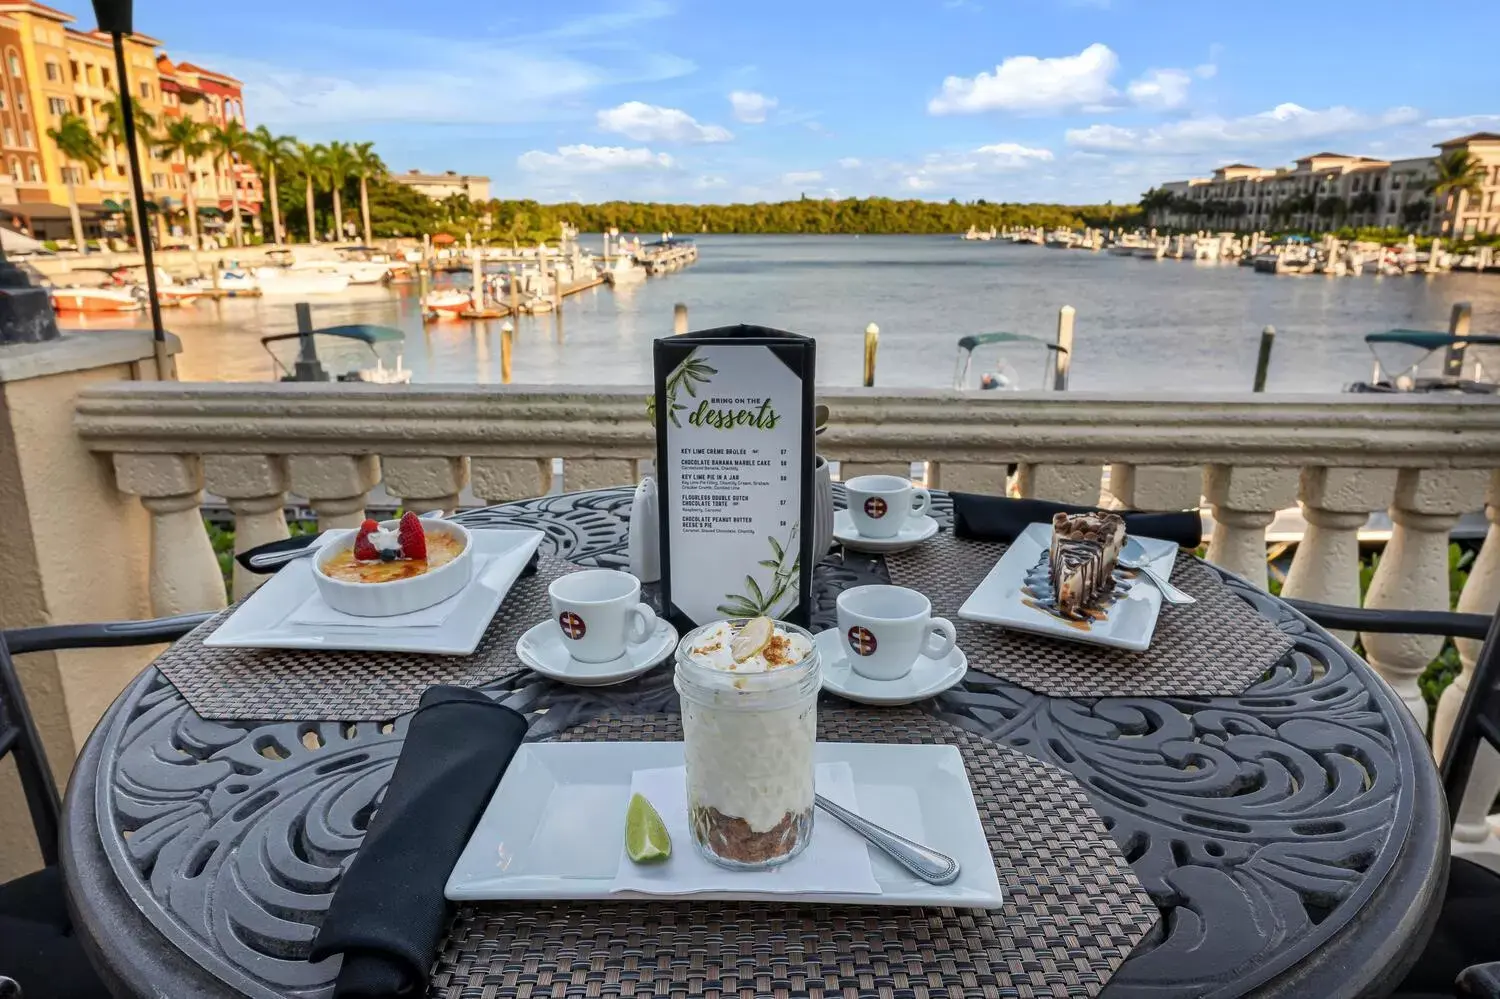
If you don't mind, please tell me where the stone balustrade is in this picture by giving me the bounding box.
[73,382,1500,864]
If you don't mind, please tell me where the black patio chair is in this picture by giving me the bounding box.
[0,614,211,999]
[1286,598,1500,999]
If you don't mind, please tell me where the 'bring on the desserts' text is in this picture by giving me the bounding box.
[687,397,780,431]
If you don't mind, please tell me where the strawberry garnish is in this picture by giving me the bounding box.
[397,511,427,560]
[353,519,380,561]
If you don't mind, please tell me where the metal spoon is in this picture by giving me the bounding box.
[246,510,448,571]
[1118,537,1196,605]
[814,794,960,885]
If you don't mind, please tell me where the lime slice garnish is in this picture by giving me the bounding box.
[625,793,671,864]
[730,616,774,663]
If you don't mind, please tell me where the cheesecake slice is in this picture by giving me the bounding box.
[1049,511,1126,616]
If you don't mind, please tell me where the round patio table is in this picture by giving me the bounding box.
[61,487,1446,999]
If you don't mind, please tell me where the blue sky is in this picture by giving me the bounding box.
[115,0,1500,203]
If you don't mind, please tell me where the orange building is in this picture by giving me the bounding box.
[0,0,259,243]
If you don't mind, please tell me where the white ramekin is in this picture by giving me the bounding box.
[312,519,474,617]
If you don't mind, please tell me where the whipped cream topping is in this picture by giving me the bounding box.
[685,620,813,674]
[365,526,403,555]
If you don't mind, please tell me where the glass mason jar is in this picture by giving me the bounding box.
[674,619,821,870]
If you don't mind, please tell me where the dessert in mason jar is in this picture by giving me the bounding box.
[675,616,820,869]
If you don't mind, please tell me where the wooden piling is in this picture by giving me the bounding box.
[1443,302,1472,379]
[501,322,513,384]
[468,233,482,311]
[1253,326,1275,391]
[508,267,518,316]
[863,323,879,387]
[1052,306,1075,391]
[673,303,688,335]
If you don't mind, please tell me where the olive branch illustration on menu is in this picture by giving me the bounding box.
[717,524,801,618]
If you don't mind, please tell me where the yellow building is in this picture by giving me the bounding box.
[0,0,254,243]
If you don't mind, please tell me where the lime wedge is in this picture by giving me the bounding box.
[625,793,671,864]
[730,616,774,663]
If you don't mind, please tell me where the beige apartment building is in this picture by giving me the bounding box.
[391,169,490,202]
[1150,132,1500,238]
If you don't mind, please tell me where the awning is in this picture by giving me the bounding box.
[101,199,124,212]
[198,206,223,217]
[0,202,104,221]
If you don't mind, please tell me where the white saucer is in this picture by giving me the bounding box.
[833,510,940,553]
[813,629,968,706]
[517,618,678,686]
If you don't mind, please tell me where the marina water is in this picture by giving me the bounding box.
[68,234,1500,392]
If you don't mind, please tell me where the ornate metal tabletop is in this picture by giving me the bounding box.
[61,487,1445,999]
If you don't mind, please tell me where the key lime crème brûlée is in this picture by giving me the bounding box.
[320,514,465,584]
[680,618,817,866]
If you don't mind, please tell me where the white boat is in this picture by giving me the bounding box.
[604,256,646,286]
[288,259,391,285]
[49,286,142,313]
[522,295,555,313]
[251,267,351,296]
[423,289,471,315]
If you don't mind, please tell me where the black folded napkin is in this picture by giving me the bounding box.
[951,493,1203,548]
[310,686,527,998]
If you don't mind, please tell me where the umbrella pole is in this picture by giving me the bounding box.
[108,29,170,378]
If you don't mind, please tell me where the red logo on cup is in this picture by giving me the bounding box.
[863,497,888,519]
[558,611,587,640]
[847,626,878,657]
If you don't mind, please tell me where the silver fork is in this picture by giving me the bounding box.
[815,794,960,885]
[1119,537,1196,605]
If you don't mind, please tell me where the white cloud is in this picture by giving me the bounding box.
[838,157,863,168]
[1194,63,1217,79]
[928,43,1117,114]
[1425,114,1500,132]
[596,101,732,143]
[694,174,728,189]
[517,144,675,172]
[1126,68,1192,110]
[207,11,692,128]
[1066,103,1421,154]
[901,142,1053,189]
[782,170,824,184]
[729,90,777,123]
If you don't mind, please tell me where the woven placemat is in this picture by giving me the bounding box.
[430,707,1157,999]
[154,555,581,722]
[888,534,1293,698]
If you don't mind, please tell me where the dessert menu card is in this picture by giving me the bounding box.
[654,325,816,630]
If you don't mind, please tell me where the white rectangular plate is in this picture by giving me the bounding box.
[447,742,1005,908]
[957,523,1177,652]
[204,529,544,655]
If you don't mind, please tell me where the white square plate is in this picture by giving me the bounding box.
[957,523,1177,652]
[204,529,545,655]
[446,741,1005,908]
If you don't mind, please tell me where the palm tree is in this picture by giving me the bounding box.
[288,142,325,243]
[46,113,104,253]
[99,99,158,249]
[249,125,294,244]
[155,119,210,250]
[1428,150,1487,235]
[209,120,256,246]
[323,141,355,241]
[350,141,385,245]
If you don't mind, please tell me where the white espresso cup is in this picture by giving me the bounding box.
[836,585,957,681]
[844,475,930,539]
[548,569,657,663]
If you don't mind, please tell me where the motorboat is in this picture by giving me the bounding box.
[422,289,471,316]
[953,332,1068,391]
[49,286,142,313]
[1346,329,1499,395]
[252,266,351,296]
[262,323,411,384]
[604,256,646,286]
